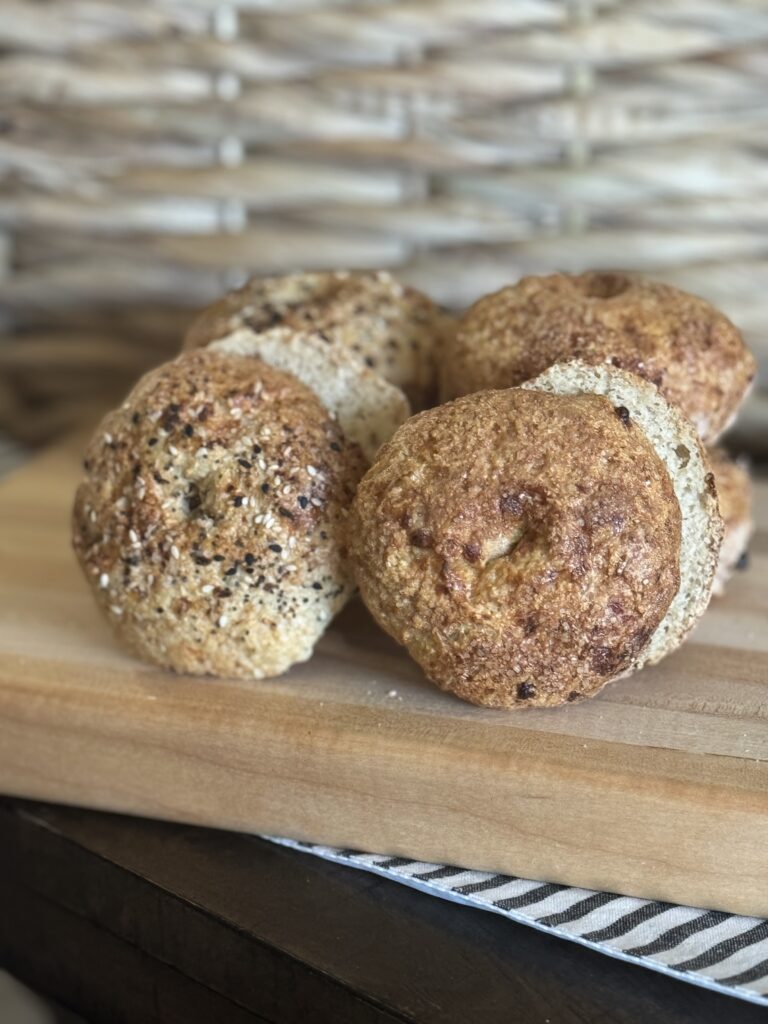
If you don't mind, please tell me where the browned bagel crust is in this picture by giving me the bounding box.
[184,270,449,410]
[441,272,755,444]
[73,349,365,678]
[349,388,682,709]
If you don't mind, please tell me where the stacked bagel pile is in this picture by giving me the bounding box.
[73,270,755,709]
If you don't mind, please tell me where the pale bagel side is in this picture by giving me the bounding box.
[524,361,723,669]
[209,327,410,463]
[708,447,753,597]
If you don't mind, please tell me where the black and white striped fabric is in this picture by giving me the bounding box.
[268,838,768,1007]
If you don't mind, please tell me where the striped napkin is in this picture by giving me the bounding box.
[268,838,768,1008]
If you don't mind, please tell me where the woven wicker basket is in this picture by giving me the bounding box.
[1,0,767,448]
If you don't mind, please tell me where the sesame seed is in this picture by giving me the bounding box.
[261,483,270,494]
[196,447,208,458]
[258,459,267,471]
[99,573,109,589]
[238,458,251,469]
[129,529,138,543]
[183,424,194,437]
[231,408,243,419]
[148,437,158,447]
[169,445,178,455]
[104,433,112,444]
[269,543,282,554]
[307,466,317,477]
[111,605,123,616]
[218,615,228,628]
[171,545,180,559]
[202,584,214,594]
[311,497,322,507]
[298,496,309,509]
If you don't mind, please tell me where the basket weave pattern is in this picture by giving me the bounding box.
[1,1,767,444]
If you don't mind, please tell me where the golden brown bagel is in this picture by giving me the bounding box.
[184,270,449,410]
[73,349,365,678]
[350,362,721,709]
[708,447,753,597]
[441,272,755,444]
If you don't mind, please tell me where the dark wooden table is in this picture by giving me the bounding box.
[0,798,764,1024]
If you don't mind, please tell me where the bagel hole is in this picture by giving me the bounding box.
[183,474,219,519]
[184,482,202,515]
[580,272,630,299]
[484,525,526,565]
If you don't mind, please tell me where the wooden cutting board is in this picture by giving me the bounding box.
[1,440,767,916]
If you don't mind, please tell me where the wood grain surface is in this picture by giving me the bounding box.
[0,440,766,916]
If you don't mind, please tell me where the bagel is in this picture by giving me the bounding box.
[209,326,410,463]
[440,272,755,445]
[708,447,753,597]
[184,270,449,410]
[349,361,722,709]
[73,348,365,678]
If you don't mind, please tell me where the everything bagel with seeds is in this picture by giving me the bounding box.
[73,348,365,678]
[440,271,755,444]
[349,361,722,709]
[184,269,450,411]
